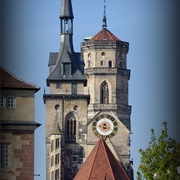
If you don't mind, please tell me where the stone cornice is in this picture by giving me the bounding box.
[0,120,41,131]
[43,94,90,104]
[84,68,130,79]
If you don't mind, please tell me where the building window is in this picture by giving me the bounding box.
[1,143,10,168]
[72,83,77,95]
[55,154,60,165]
[55,138,60,149]
[56,82,61,89]
[119,61,123,68]
[65,112,76,142]
[51,155,54,167]
[7,96,15,108]
[108,61,112,67]
[0,96,5,108]
[88,53,91,67]
[63,63,71,75]
[51,171,54,180]
[51,140,54,152]
[55,169,60,180]
[100,81,109,104]
[100,60,104,66]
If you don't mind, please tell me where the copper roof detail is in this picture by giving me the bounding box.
[90,28,120,41]
[0,66,40,91]
[73,138,130,180]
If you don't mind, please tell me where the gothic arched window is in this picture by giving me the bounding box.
[100,81,109,104]
[65,112,76,142]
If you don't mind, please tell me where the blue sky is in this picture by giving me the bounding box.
[1,0,180,179]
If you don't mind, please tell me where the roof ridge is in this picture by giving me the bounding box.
[88,138,102,179]
[0,66,40,90]
[102,138,115,180]
[103,137,130,180]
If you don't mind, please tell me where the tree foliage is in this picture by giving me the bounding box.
[137,121,180,179]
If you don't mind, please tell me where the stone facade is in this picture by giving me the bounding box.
[44,0,133,179]
[0,67,40,180]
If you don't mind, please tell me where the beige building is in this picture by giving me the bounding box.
[0,66,40,180]
[44,0,133,179]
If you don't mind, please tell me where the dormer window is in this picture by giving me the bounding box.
[63,63,71,75]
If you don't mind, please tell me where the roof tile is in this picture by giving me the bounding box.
[0,66,40,91]
[74,138,130,180]
[90,28,120,41]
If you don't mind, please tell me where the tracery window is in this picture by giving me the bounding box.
[65,112,76,142]
[100,81,109,104]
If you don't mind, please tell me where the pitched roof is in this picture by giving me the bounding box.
[0,66,40,92]
[73,138,130,180]
[90,28,120,41]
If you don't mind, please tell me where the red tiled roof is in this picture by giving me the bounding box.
[73,138,130,180]
[0,66,40,91]
[90,28,120,41]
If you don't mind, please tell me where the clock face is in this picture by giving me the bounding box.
[92,114,118,138]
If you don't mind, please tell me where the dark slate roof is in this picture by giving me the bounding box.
[90,28,120,41]
[60,0,74,18]
[47,35,86,85]
[48,52,58,66]
[74,138,130,180]
[0,66,40,92]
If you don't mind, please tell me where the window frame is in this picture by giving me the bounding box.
[0,96,5,108]
[55,138,60,149]
[108,61,112,67]
[7,96,15,108]
[1,143,10,168]
[100,81,109,104]
[55,153,60,165]
[63,63,71,75]
[72,83,77,95]
[65,112,76,143]
[55,169,60,180]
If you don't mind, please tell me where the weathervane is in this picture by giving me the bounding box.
[102,0,107,28]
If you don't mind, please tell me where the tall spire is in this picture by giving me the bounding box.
[102,0,107,28]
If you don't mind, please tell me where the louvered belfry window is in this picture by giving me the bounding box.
[100,81,109,104]
[65,112,76,142]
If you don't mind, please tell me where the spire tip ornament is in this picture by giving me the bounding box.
[102,0,107,28]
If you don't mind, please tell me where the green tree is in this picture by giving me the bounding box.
[137,121,180,179]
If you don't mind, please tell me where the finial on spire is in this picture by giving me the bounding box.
[102,0,107,28]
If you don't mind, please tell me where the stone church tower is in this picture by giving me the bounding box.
[44,0,133,179]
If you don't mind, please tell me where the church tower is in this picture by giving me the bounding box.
[44,0,90,179]
[81,0,132,172]
[44,0,133,179]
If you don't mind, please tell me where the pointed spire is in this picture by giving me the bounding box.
[60,0,74,19]
[102,0,107,28]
